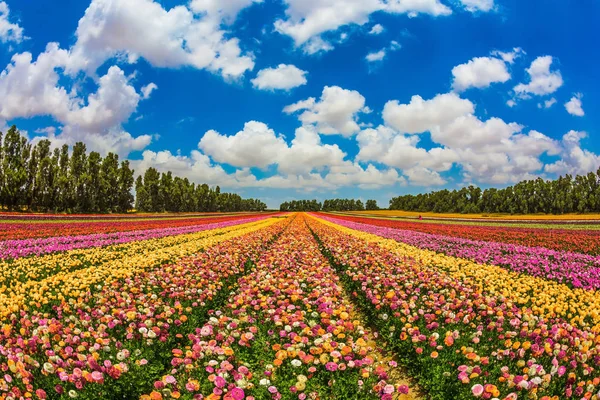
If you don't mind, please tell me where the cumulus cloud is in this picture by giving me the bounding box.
[141,83,158,99]
[274,0,452,53]
[545,131,600,176]
[251,64,308,90]
[459,0,494,12]
[366,41,401,63]
[491,47,525,64]
[198,122,347,175]
[0,44,74,121]
[362,91,573,185]
[0,0,262,158]
[366,49,386,62]
[68,0,255,79]
[383,92,474,134]
[284,86,369,136]
[0,1,24,44]
[0,44,152,156]
[133,122,401,191]
[538,97,556,109]
[199,121,289,169]
[65,66,141,132]
[514,56,563,98]
[369,23,384,35]
[404,166,447,186]
[451,56,510,91]
[565,93,584,117]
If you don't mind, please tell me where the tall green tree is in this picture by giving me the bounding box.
[117,161,135,213]
[1,126,29,210]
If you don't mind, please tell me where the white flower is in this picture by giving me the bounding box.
[291,359,302,367]
[259,378,271,386]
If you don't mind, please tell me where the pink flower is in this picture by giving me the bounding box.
[268,386,278,394]
[165,375,176,385]
[472,384,484,397]
[214,376,226,388]
[325,362,338,372]
[230,387,245,400]
[383,385,395,394]
[398,385,409,394]
[91,371,104,382]
[200,326,213,337]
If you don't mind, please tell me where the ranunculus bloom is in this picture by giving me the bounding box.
[472,384,484,397]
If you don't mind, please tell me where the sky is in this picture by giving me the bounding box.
[0,0,598,208]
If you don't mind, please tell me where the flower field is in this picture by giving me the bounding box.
[2,212,600,400]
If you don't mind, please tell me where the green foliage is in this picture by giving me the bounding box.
[389,175,600,214]
[365,199,379,210]
[279,198,370,212]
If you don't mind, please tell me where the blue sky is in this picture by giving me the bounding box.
[0,0,598,208]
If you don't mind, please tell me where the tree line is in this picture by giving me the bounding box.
[134,170,266,213]
[279,198,379,212]
[0,125,266,213]
[389,169,600,214]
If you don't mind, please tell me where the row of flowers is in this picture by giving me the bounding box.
[0,218,280,321]
[0,216,290,400]
[324,213,600,255]
[141,214,411,400]
[307,215,600,400]
[0,214,272,241]
[0,215,272,260]
[318,214,600,291]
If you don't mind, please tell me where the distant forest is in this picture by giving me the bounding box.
[279,198,379,212]
[0,125,266,213]
[280,170,600,215]
[389,170,600,214]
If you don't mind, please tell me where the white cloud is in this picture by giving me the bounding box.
[366,49,386,62]
[189,0,262,23]
[133,125,401,191]
[538,97,556,109]
[366,91,567,185]
[198,122,347,175]
[302,37,335,55]
[451,56,510,91]
[514,56,563,98]
[68,0,255,79]
[491,47,525,64]
[0,44,151,157]
[366,41,401,63]
[459,0,494,12]
[141,83,158,99]
[284,86,368,136]
[198,121,289,169]
[251,64,308,90]
[326,162,402,189]
[0,1,24,44]
[404,166,446,185]
[65,66,141,132]
[0,44,73,121]
[545,131,600,176]
[274,0,451,53]
[369,23,384,35]
[385,0,451,16]
[565,93,584,117]
[383,92,474,134]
